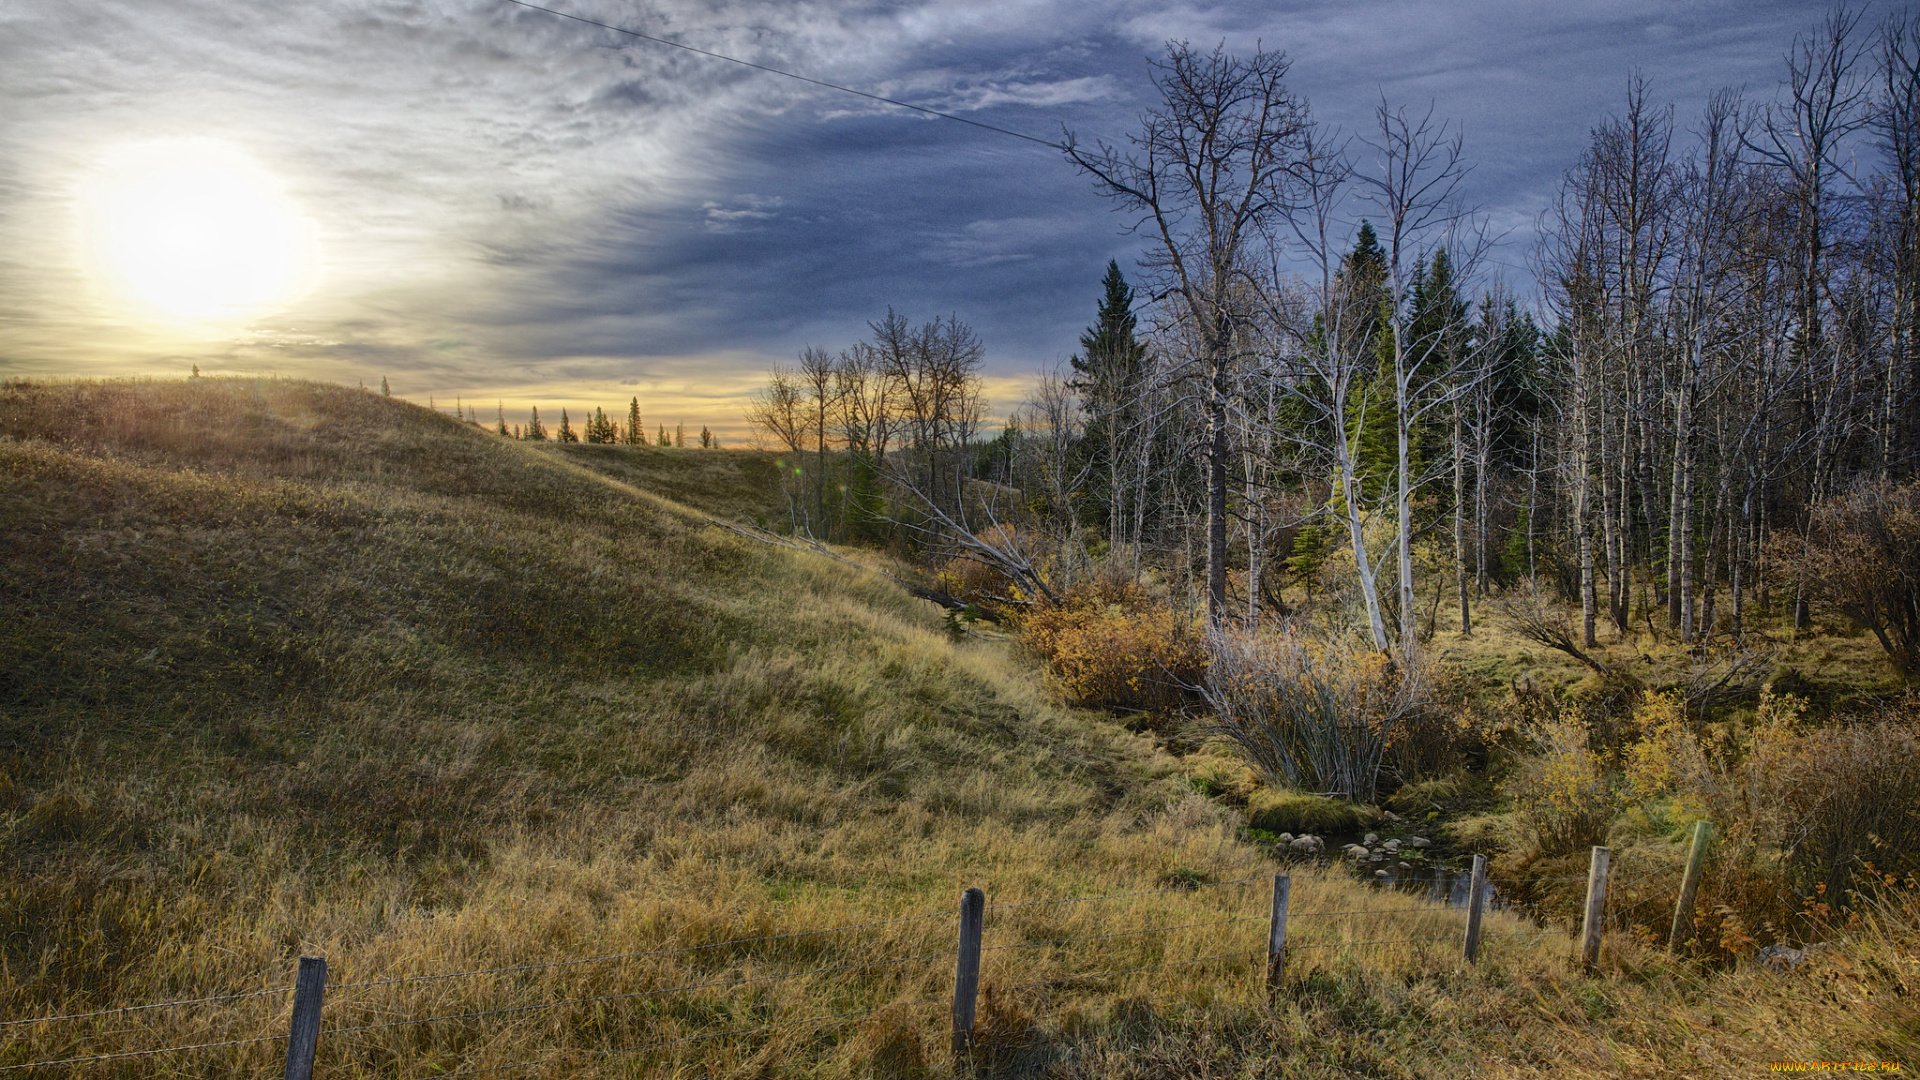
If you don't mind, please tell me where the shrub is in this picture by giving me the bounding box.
[1774,478,1920,682]
[1020,588,1207,721]
[1503,710,1614,857]
[1383,664,1499,787]
[1773,704,1920,901]
[1192,626,1424,804]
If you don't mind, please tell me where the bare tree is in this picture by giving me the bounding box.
[1066,40,1310,629]
[745,365,807,454]
[1356,99,1492,668]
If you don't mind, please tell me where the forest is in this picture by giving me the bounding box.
[740,10,1920,943]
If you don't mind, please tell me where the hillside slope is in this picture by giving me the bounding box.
[0,378,1256,1072]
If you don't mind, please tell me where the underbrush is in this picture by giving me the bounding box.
[1498,680,1920,964]
[1018,582,1208,725]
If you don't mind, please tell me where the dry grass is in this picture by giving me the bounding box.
[0,378,1913,1077]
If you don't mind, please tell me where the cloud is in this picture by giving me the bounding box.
[0,0,1863,412]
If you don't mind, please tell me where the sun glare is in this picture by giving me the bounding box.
[80,139,319,322]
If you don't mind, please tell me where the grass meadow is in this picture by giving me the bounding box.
[0,378,1914,1077]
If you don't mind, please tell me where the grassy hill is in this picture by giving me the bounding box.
[1,378,1912,1078]
[0,377,1266,1074]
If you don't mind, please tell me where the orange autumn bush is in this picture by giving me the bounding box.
[1021,586,1208,722]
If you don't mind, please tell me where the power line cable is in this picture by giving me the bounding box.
[499,0,1065,150]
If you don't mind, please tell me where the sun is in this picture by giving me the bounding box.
[80,139,319,322]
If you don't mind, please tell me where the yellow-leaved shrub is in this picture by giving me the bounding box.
[1504,710,1614,857]
[1020,585,1207,723]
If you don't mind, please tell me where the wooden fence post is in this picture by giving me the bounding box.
[1579,846,1610,971]
[1668,820,1714,952]
[1462,854,1488,964]
[1266,874,1290,997]
[282,956,326,1080]
[951,887,985,1059]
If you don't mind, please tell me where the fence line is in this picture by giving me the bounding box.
[1,838,1714,1077]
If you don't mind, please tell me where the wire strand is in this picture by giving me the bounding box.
[986,875,1263,912]
[1002,948,1260,993]
[984,916,1259,953]
[1286,908,1450,919]
[326,951,950,1038]
[499,0,1064,150]
[0,1034,281,1072]
[326,909,945,992]
[413,996,947,1079]
[0,985,292,1029]
[1283,937,1428,952]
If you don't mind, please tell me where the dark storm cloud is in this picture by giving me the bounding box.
[0,0,1862,424]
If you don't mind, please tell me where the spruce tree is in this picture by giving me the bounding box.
[658,424,670,446]
[381,377,390,397]
[1069,261,1151,545]
[700,426,713,448]
[674,423,685,448]
[496,401,509,437]
[558,409,578,443]
[585,406,616,443]
[526,406,548,441]
[625,397,643,446]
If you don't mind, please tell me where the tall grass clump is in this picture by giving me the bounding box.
[1193,627,1423,804]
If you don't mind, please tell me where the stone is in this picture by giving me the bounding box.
[1375,869,1390,878]
[1277,832,1294,843]
[1289,835,1322,853]
[1382,839,1402,851]
[1408,837,1431,849]
[1757,945,1808,972]
[1346,845,1369,859]
[1399,861,1412,869]
[1364,832,1379,846]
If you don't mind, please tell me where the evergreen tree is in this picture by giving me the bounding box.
[558,409,578,443]
[674,423,685,448]
[525,406,547,441]
[1286,522,1331,600]
[585,406,617,443]
[625,397,644,446]
[658,424,670,446]
[496,401,509,437]
[381,377,390,397]
[700,426,713,448]
[1068,260,1152,545]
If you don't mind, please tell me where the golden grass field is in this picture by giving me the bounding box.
[0,377,1914,1077]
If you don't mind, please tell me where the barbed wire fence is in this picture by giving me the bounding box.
[0,825,1716,1078]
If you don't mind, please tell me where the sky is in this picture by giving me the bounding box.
[0,0,1859,439]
